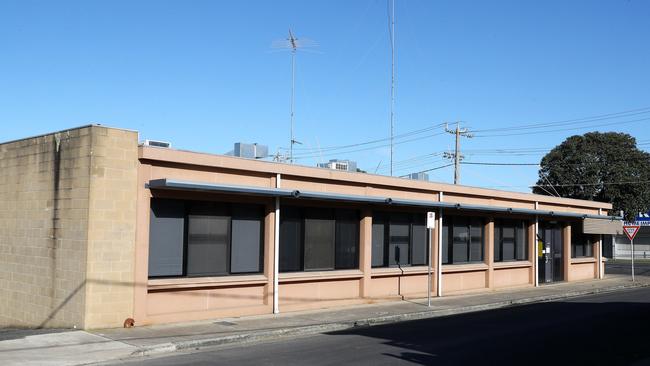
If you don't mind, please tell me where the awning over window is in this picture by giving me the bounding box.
[583,217,623,235]
[148,178,621,221]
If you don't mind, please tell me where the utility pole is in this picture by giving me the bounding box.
[444,122,473,184]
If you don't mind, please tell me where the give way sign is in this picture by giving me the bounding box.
[623,225,641,241]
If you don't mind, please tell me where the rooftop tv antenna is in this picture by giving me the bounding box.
[389,0,396,176]
[272,29,318,163]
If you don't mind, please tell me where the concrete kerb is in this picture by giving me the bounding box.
[130,280,650,358]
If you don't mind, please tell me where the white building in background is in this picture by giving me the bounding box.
[408,172,429,181]
[611,213,650,259]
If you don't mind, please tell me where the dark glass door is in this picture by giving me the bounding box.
[538,223,564,283]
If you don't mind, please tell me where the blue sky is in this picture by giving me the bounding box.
[2,0,649,192]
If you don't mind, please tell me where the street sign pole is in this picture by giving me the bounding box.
[426,211,435,307]
[623,225,641,282]
[428,227,432,307]
[631,237,635,282]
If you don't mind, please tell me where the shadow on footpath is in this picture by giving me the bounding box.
[326,298,650,366]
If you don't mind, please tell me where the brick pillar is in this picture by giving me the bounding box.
[486,219,495,288]
[264,205,276,310]
[594,235,602,279]
[85,127,138,329]
[359,209,372,298]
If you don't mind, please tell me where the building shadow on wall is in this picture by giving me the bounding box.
[325,298,650,366]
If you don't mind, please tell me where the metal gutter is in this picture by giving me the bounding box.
[147,179,622,221]
[147,178,298,198]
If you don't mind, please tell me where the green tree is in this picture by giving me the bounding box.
[533,132,650,221]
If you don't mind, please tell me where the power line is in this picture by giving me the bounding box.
[474,116,650,138]
[472,106,650,133]
[399,163,455,177]
[461,162,539,166]
[291,131,446,160]
[288,123,445,152]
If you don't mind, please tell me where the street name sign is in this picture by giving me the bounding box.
[426,211,436,229]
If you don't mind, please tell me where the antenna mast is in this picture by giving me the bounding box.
[288,29,297,163]
[272,29,316,163]
[389,0,396,176]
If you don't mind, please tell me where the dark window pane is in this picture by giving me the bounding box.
[335,209,359,269]
[280,206,302,272]
[372,216,386,267]
[452,218,469,263]
[389,214,410,266]
[304,208,335,270]
[502,225,515,261]
[187,203,230,276]
[411,214,427,266]
[494,226,501,262]
[469,219,483,262]
[516,222,528,261]
[231,204,264,274]
[148,199,185,277]
[571,222,593,258]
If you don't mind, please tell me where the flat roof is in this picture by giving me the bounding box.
[139,145,613,210]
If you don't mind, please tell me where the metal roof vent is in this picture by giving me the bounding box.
[144,139,171,148]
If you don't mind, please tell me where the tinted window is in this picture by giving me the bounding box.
[147,198,265,278]
[335,210,359,269]
[231,204,264,273]
[187,203,230,276]
[571,222,594,258]
[280,206,360,272]
[148,199,185,277]
[373,212,428,268]
[494,219,528,262]
[371,215,386,267]
[443,216,484,264]
[279,206,302,272]
[304,208,336,270]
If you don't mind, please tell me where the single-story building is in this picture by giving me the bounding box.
[0,125,621,329]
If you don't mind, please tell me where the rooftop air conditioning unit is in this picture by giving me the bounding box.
[144,140,171,148]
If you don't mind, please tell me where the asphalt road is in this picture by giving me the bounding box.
[109,287,650,366]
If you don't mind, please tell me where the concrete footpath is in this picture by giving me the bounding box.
[1,274,648,366]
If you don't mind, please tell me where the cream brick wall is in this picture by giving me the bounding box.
[0,125,139,329]
[0,128,92,328]
[84,127,138,329]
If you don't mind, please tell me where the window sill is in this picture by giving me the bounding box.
[371,266,434,277]
[571,257,596,264]
[492,261,533,269]
[442,263,489,273]
[148,274,268,291]
[279,269,364,283]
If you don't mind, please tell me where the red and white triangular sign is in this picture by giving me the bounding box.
[623,225,641,241]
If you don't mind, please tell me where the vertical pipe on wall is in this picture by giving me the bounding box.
[598,208,603,280]
[534,202,539,287]
[437,192,444,297]
[273,174,281,314]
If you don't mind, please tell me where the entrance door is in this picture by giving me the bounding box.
[538,223,564,283]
